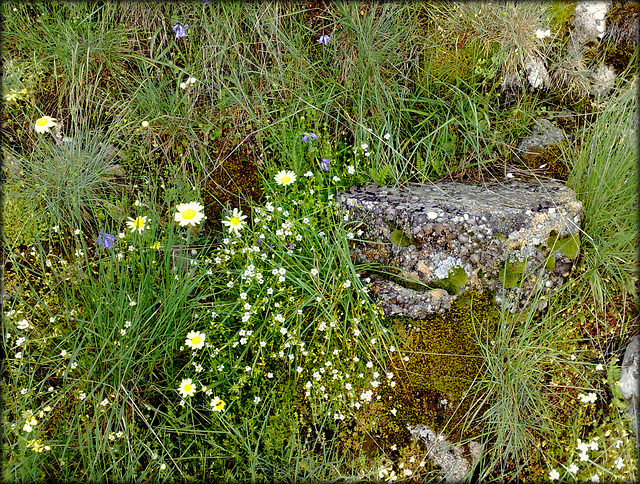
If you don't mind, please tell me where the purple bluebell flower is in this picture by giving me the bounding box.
[317,34,331,46]
[96,230,116,249]
[288,242,295,249]
[302,132,319,143]
[172,23,189,40]
[320,158,330,171]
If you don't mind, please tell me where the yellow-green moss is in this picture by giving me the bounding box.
[520,144,570,180]
[548,2,577,34]
[431,265,469,295]
[374,291,499,450]
[390,229,411,247]
[541,232,580,271]
[499,259,527,288]
[547,232,580,259]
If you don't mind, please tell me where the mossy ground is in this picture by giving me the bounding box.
[343,292,499,463]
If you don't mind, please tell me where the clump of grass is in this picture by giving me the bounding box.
[465,296,580,481]
[566,77,638,310]
[5,126,123,235]
[423,1,553,88]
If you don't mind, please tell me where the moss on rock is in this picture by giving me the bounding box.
[499,259,527,288]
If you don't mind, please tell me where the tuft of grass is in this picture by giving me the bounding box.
[566,78,638,310]
[5,127,123,235]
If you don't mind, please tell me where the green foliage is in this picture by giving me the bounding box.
[2,1,638,482]
[566,78,638,308]
[389,229,411,247]
[499,259,527,289]
[5,128,123,233]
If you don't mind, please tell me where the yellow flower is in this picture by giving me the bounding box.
[274,170,297,186]
[178,378,196,398]
[175,202,206,227]
[34,116,57,134]
[150,241,161,250]
[23,417,37,433]
[221,208,247,235]
[126,216,148,234]
[185,331,206,350]
[210,396,226,412]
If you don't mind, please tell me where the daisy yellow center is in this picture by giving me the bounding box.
[215,401,224,410]
[191,336,201,345]
[184,383,192,392]
[134,218,145,228]
[281,175,291,184]
[230,216,240,226]
[183,209,196,220]
[36,118,48,126]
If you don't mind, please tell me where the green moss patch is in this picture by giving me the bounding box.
[498,259,527,288]
[431,265,469,295]
[540,232,580,271]
[390,229,411,247]
[547,233,580,260]
[376,292,499,449]
[389,228,422,249]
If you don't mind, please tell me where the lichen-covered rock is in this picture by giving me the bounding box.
[338,181,583,315]
[619,335,640,423]
[517,118,566,165]
[408,424,482,483]
[570,1,610,52]
[369,276,452,318]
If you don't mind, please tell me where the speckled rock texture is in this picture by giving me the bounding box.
[408,424,482,483]
[517,119,566,160]
[338,181,583,316]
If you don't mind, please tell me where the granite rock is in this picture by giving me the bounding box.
[517,119,566,160]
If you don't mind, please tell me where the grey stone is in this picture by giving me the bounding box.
[338,180,583,316]
[408,424,481,483]
[369,276,451,318]
[517,119,565,159]
[591,64,616,98]
[619,335,640,427]
[525,55,550,89]
[570,1,610,56]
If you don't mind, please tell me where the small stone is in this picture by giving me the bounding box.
[619,335,640,402]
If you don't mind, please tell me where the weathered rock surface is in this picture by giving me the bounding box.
[369,276,452,317]
[619,335,640,427]
[408,424,481,483]
[517,119,566,162]
[338,181,583,316]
